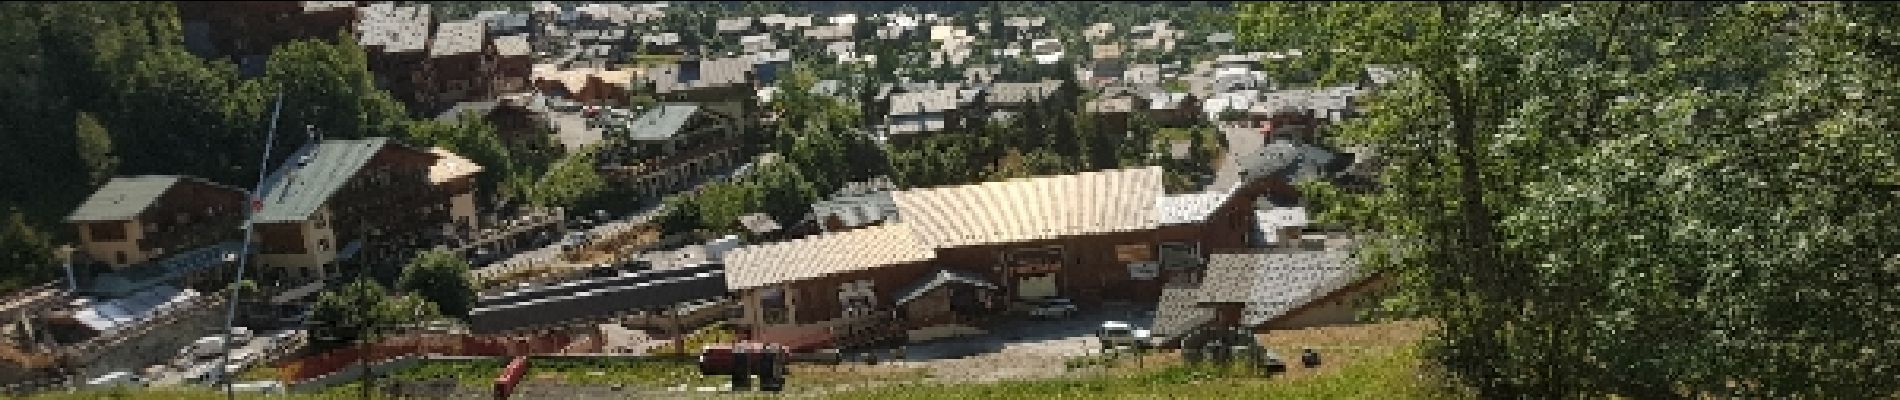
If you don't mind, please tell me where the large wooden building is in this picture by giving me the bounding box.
[65,176,249,269]
[723,166,1295,346]
[251,138,478,282]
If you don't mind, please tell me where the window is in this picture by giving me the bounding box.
[839,280,877,318]
[88,222,128,242]
[318,239,330,252]
[114,252,127,265]
[315,216,327,229]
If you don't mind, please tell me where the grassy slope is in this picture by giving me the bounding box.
[33,321,1453,399]
[812,320,1455,399]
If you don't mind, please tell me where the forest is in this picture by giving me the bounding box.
[1240,2,1900,398]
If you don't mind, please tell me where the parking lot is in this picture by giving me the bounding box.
[861,303,1158,383]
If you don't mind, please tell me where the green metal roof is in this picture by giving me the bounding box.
[254,138,393,223]
[625,103,701,141]
[67,176,184,222]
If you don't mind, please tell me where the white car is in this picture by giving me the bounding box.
[1098,321,1153,350]
[1026,298,1079,319]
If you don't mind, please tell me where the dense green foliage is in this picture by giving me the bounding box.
[396,249,477,319]
[1242,2,1900,397]
[308,278,439,349]
[0,210,57,292]
[0,3,564,289]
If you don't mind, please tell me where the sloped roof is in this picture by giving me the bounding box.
[426,147,483,184]
[1154,182,1244,226]
[254,138,426,223]
[892,166,1164,249]
[894,269,997,306]
[1152,284,1215,337]
[357,3,431,54]
[1199,250,1361,326]
[985,80,1062,105]
[494,34,531,57]
[301,1,356,13]
[431,19,486,57]
[626,103,700,141]
[888,88,963,116]
[724,223,936,290]
[67,176,243,222]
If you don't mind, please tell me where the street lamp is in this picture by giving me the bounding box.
[56,245,77,293]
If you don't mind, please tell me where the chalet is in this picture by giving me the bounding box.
[807,177,900,233]
[881,86,967,144]
[646,56,759,104]
[594,104,746,201]
[1085,96,1136,138]
[65,176,248,270]
[492,35,533,94]
[177,1,360,73]
[531,64,638,107]
[643,32,684,55]
[724,166,1296,346]
[983,80,1064,112]
[250,138,476,282]
[356,3,434,114]
[422,19,495,114]
[1151,248,1390,346]
[1249,86,1362,142]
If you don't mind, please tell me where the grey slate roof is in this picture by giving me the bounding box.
[888,88,963,116]
[493,34,531,57]
[1154,182,1243,226]
[1152,284,1214,337]
[985,80,1063,105]
[1199,250,1361,326]
[625,103,700,141]
[66,176,237,222]
[1232,142,1346,184]
[436,101,497,122]
[253,138,412,223]
[357,3,432,54]
[811,191,899,230]
[431,19,487,57]
[893,269,996,306]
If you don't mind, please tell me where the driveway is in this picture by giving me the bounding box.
[856,303,1158,383]
[1212,123,1267,190]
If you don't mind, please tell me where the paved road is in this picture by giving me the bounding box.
[1212,123,1267,190]
[860,304,1158,383]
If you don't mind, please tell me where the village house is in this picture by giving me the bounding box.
[177,1,360,75]
[594,104,747,201]
[881,85,968,145]
[65,176,249,270]
[806,176,901,234]
[531,64,639,107]
[1151,247,1390,347]
[355,2,435,114]
[421,19,497,115]
[982,80,1065,113]
[250,138,479,283]
[492,34,533,95]
[723,166,1299,347]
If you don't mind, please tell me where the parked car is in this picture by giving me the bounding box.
[1097,321,1152,350]
[1025,297,1079,319]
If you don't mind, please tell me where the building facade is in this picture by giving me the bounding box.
[251,138,475,282]
[66,176,248,269]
